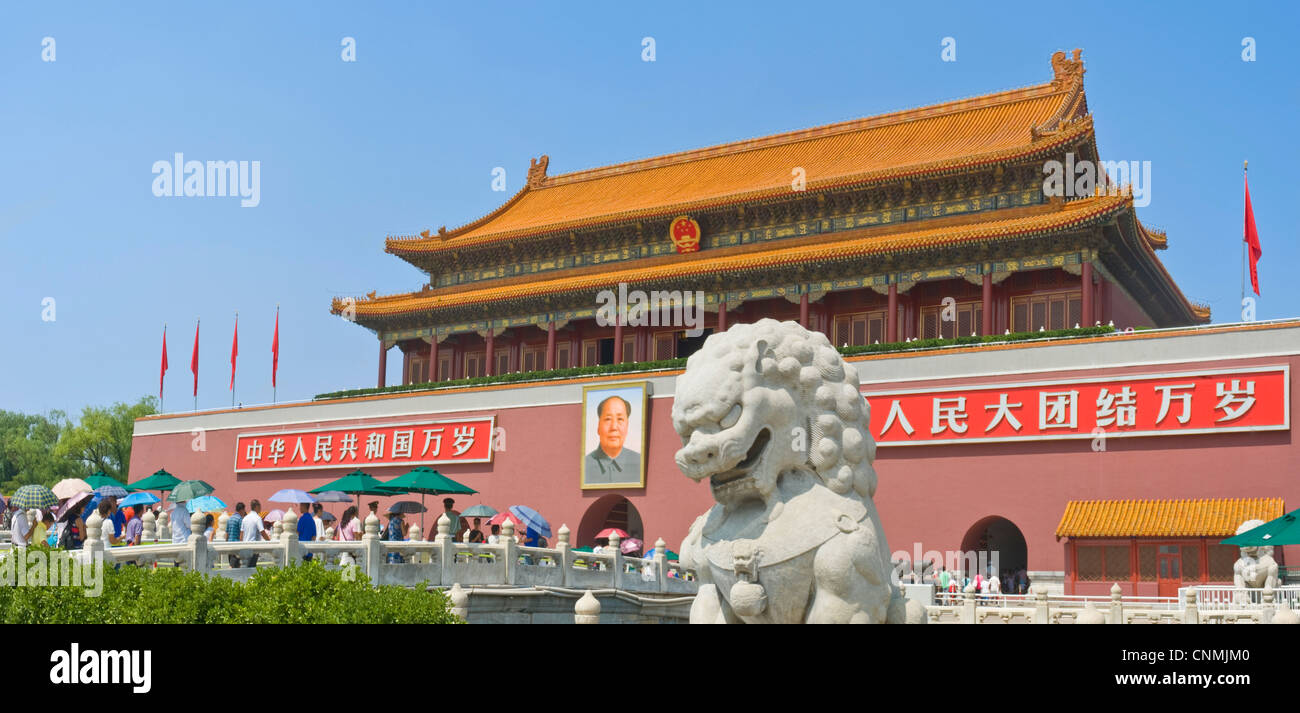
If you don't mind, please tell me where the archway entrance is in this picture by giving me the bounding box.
[959,516,1028,591]
[577,494,644,549]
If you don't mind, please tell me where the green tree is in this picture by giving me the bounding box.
[55,397,157,483]
[0,410,79,491]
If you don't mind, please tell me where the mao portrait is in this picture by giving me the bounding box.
[580,382,647,489]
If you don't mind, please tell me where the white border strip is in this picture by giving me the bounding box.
[865,365,1289,447]
[232,415,496,472]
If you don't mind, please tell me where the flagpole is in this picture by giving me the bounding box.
[273,304,279,404]
[194,318,200,413]
[161,323,166,414]
[1241,161,1247,309]
[232,312,236,408]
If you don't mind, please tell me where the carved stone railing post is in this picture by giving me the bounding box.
[362,513,382,584]
[1034,585,1050,624]
[188,509,211,573]
[156,508,169,537]
[501,520,516,585]
[271,520,283,539]
[962,583,977,624]
[324,526,334,542]
[407,522,423,565]
[435,513,453,586]
[654,537,668,593]
[1262,584,1276,625]
[141,509,156,543]
[556,524,571,586]
[83,509,105,564]
[608,532,623,589]
[449,582,469,621]
[1273,601,1300,624]
[575,590,600,624]
[216,512,229,542]
[1109,583,1124,624]
[1183,587,1199,625]
[281,509,300,566]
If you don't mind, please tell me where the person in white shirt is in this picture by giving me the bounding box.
[171,503,191,543]
[311,503,325,541]
[10,507,30,547]
[240,499,269,567]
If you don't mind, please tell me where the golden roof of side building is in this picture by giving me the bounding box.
[1056,498,1285,538]
[387,50,1092,257]
[336,193,1131,318]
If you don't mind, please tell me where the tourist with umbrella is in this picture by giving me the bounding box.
[128,468,181,502]
[309,471,393,523]
[378,466,476,535]
[51,478,92,501]
[11,484,58,547]
[269,489,317,555]
[461,504,495,543]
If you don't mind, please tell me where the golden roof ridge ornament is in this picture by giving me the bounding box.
[1050,48,1085,90]
[527,155,550,188]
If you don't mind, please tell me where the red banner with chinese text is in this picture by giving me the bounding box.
[235,417,495,472]
[864,367,1288,446]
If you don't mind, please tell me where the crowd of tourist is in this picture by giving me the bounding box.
[897,564,1031,604]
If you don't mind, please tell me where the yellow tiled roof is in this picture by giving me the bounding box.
[337,194,1129,319]
[388,52,1090,256]
[1056,498,1285,538]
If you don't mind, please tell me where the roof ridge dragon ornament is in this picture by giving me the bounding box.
[674,319,925,623]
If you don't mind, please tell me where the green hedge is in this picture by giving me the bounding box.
[0,558,460,624]
[317,326,1114,400]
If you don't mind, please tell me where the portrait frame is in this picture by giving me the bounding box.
[580,381,648,490]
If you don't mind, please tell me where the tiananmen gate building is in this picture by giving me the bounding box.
[131,51,1297,595]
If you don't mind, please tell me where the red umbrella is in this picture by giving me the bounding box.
[597,528,630,540]
[487,511,524,528]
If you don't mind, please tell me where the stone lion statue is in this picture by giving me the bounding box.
[673,319,924,624]
[1233,519,1279,592]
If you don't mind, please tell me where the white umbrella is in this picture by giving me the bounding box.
[52,478,93,500]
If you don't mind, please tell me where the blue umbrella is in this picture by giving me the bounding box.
[119,492,160,508]
[507,505,551,538]
[186,495,227,511]
[269,489,316,504]
[94,485,130,499]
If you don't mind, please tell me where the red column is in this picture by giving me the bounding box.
[1080,261,1093,329]
[613,315,624,364]
[402,348,411,385]
[485,330,495,377]
[718,301,727,332]
[981,273,993,336]
[545,322,556,371]
[886,284,898,343]
[377,340,387,388]
[799,293,809,327]
[429,338,438,382]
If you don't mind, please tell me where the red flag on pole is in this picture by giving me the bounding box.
[191,320,200,397]
[272,308,280,388]
[160,326,168,398]
[1245,172,1262,296]
[230,315,239,390]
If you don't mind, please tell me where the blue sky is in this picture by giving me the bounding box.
[2,2,1295,416]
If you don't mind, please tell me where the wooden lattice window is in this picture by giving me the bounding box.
[1138,545,1157,581]
[522,345,545,373]
[1011,291,1082,332]
[583,339,600,367]
[920,301,984,339]
[621,335,636,364]
[436,354,451,382]
[1076,546,1104,581]
[1105,545,1131,581]
[463,351,485,379]
[495,350,510,376]
[1182,546,1201,581]
[1208,545,1238,582]
[832,310,888,347]
[408,356,429,384]
[653,332,675,360]
[556,343,572,370]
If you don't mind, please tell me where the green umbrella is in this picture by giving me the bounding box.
[170,480,215,503]
[379,467,477,532]
[1221,508,1300,546]
[129,468,181,493]
[311,470,399,519]
[86,472,131,491]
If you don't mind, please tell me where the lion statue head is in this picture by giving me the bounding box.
[672,318,877,508]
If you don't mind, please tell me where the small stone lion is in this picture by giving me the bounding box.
[673,319,924,624]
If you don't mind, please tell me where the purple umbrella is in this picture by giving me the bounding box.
[269,489,316,504]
